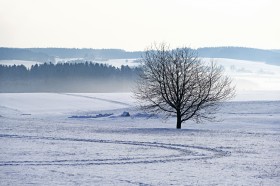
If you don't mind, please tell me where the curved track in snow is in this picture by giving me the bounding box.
[0,134,230,166]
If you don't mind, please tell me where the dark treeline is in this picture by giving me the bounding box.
[0,48,54,62]
[0,62,138,79]
[0,62,141,93]
[0,48,142,62]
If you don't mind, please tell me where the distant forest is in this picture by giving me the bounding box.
[0,48,142,62]
[0,62,140,92]
[0,47,279,65]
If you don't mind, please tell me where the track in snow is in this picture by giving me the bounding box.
[59,93,131,107]
[0,134,230,166]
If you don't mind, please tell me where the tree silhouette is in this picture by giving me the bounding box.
[135,43,235,129]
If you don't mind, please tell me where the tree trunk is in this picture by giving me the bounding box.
[176,112,182,129]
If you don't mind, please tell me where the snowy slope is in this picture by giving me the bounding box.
[0,93,279,185]
[203,58,280,91]
[0,93,132,116]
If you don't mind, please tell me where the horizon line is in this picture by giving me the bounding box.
[0,46,279,52]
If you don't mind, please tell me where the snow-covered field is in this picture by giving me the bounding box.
[0,93,279,185]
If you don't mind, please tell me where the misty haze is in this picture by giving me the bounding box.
[0,0,279,185]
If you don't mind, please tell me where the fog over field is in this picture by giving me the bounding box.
[1,56,279,99]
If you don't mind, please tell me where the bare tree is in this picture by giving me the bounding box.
[134,43,235,129]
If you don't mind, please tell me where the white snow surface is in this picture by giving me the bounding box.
[0,93,279,185]
[95,58,140,68]
[202,58,280,91]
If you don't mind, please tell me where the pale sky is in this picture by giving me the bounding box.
[0,0,279,51]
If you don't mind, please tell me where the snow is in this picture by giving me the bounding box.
[203,58,280,91]
[0,93,279,185]
[95,58,140,68]
[0,93,130,116]
[233,90,280,101]
[54,58,84,63]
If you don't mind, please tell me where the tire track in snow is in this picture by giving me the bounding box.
[58,93,131,107]
[0,134,230,166]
